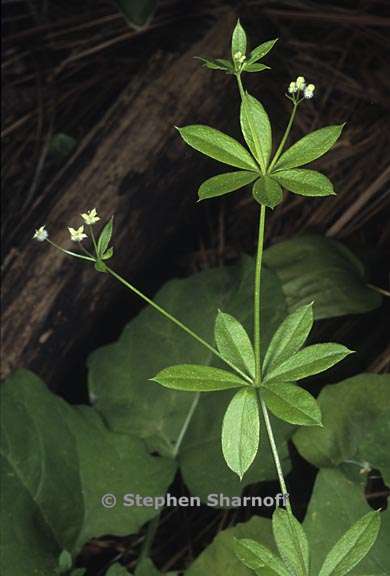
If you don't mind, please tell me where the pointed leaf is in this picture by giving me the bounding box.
[234,538,291,576]
[272,508,310,575]
[222,388,259,479]
[97,217,113,257]
[196,57,233,72]
[264,343,353,384]
[231,19,247,58]
[242,63,270,73]
[177,125,258,171]
[252,176,282,208]
[198,170,258,201]
[215,311,255,378]
[247,39,278,64]
[263,303,314,374]
[152,364,248,392]
[263,381,322,426]
[274,124,345,170]
[319,511,381,576]
[241,93,272,172]
[272,169,335,197]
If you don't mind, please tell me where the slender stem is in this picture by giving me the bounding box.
[236,73,245,100]
[46,239,95,262]
[268,101,298,172]
[89,225,99,256]
[173,393,200,458]
[254,205,266,385]
[367,283,390,298]
[138,515,159,564]
[105,266,252,385]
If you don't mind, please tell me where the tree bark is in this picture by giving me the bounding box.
[1,12,236,387]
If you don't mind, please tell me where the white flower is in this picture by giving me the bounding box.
[233,51,246,64]
[288,81,297,94]
[296,76,306,90]
[81,208,100,225]
[33,225,48,242]
[304,83,315,99]
[68,225,88,242]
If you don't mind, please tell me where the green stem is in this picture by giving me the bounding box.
[105,266,252,385]
[268,101,298,172]
[46,239,95,262]
[254,205,266,385]
[138,515,159,564]
[236,73,245,100]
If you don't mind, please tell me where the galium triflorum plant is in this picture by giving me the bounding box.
[34,19,381,575]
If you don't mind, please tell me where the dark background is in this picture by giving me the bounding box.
[2,1,389,573]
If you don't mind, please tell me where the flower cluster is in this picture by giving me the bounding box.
[288,76,315,99]
[33,208,101,244]
[233,51,246,64]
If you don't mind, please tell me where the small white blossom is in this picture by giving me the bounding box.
[304,83,315,99]
[288,81,297,94]
[33,225,48,242]
[68,225,88,242]
[233,51,246,64]
[81,208,100,225]
[296,76,306,90]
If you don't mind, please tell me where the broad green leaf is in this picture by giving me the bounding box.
[102,246,114,260]
[185,516,276,576]
[152,364,248,392]
[263,303,314,373]
[304,469,389,575]
[263,381,322,426]
[107,563,131,575]
[134,558,160,575]
[252,176,282,208]
[272,508,310,575]
[319,511,381,576]
[196,57,233,72]
[247,39,278,64]
[177,125,258,171]
[58,550,72,572]
[273,124,345,170]
[242,63,270,73]
[97,217,113,257]
[198,170,258,201]
[231,19,247,58]
[114,0,156,27]
[0,370,176,575]
[264,343,353,384]
[272,169,335,196]
[222,388,260,479]
[240,93,272,172]
[263,234,382,319]
[88,258,292,501]
[293,374,390,485]
[234,539,291,576]
[215,311,255,378]
[233,538,264,570]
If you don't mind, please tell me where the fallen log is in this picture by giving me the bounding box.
[1,12,236,388]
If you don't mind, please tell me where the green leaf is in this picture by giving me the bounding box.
[304,469,390,575]
[264,343,353,384]
[272,169,335,196]
[263,381,322,426]
[107,563,130,575]
[274,124,345,170]
[319,511,381,576]
[152,364,248,392]
[293,374,390,485]
[88,258,292,501]
[114,0,156,27]
[247,39,278,64]
[231,19,247,58]
[222,388,260,479]
[0,370,176,575]
[196,57,233,72]
[252,176,282,208]
[102,246,114,260]
[215,311,255,378]
[263,303,314,374]
[135,558,160,575]
[240,93,272,172]
[58,550,72,572]
[198,171,258,201]
[272,508,310,575]
[263,234,383,319]
[97,217,113,258]
[234,539,291,576]
[177,125,258,171]
[242,63,270,73]
[185,516,275,576]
